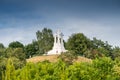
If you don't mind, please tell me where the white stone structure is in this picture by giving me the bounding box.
[47,30,67,55]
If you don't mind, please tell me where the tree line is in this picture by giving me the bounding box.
[1,28,120,59]
[0,28,120,80]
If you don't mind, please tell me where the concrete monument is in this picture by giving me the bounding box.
[47,30,67,55]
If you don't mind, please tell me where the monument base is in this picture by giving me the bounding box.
[47,49,67,55]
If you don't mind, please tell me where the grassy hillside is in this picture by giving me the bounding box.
[26,55,92,63]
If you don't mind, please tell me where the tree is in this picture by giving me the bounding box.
[12,48,26,61]
[8,41,24,48]
[5,48,26,69]
[36,28,54,54]
[84,49,103,59]
[0,48,5,58]
[3,59,16,80]
[92,57,114,79]
[91,37,105,49]
[91,38,112,57]
[25,40,39,58]
[111,47,120,59]
[0,47,26,80]
[66,33,91,56]
[0,43,5,49]
[0,57,7,80]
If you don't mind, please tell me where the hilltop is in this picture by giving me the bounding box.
[26,55,92,63]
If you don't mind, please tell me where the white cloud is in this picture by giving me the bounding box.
[0,14,120,47]
[0,26,39,47]
[56,18,120,47]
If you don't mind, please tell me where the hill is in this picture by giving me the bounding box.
[26,55,92,63]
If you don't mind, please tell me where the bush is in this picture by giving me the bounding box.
[58,51,78,65]
[2,57,120,80]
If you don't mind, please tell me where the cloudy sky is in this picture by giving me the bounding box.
[0,0,120,47]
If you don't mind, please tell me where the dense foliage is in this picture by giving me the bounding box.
[0,43,5,49]
[25,40,39,58]
[1,28,120,80]
[36,28,54,55]
[66,33,91,56]
[2,57,120,80]
[58,51,78,65]
[0,47,26,80]
[66,33,119,59]
[8,41,24,49]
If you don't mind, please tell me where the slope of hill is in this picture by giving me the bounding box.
[27,55,92,63]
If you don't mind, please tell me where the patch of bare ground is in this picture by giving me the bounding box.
[26,55,92,63]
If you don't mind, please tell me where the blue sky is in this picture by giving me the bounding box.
[0,0,120,47]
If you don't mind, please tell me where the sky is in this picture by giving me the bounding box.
[0,0,120,47]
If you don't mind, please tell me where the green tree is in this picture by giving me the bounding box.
[66,33,91,56]
[12,48,26,61]
[25,40,38,58]
[91,37,105,49]
[0,57,7,80]
[92,57,115,79]
[0,48,5,58]
[84,49,103,59]
[5,48,26,69]
[36,28,54,54]
[3,59,16,80]
[91,38,112,57]
[84,37,112,59]
[5,48,13,58]
[8,41,24,49]
[111,47,120,59]
[0,43,5,49]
